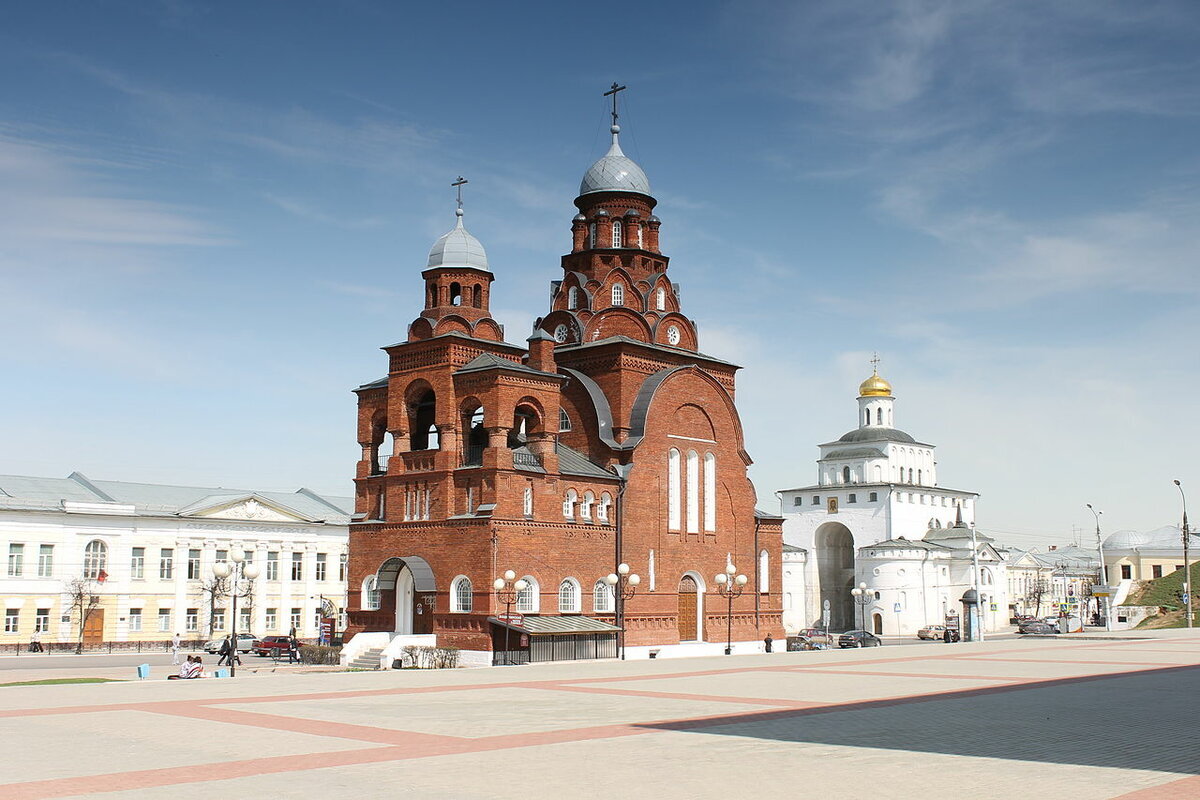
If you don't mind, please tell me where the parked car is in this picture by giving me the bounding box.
[917,625,947,640]
[786,635,829,651]
[252,635,293,656]
[1018,620,1057,635]
[795,628,834,648]
[838,630,883,648]
[203,633,257,654]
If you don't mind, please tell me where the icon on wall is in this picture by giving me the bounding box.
[827,497,839,514]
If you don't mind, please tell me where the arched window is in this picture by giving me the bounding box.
[516,576,539,613]
[637,225,644,248]
[611,283,624,306]
[593,580,614,612]
[876,408,882,425]
[568,286,579,310]
[558,578,581,613]
[427,282,437,308]
[523,486,533,517]
[361,576,380,611]
[598,492,612,524]
[83,540,108,579]
[842,466,851,483]
[559,408,572,432]
[908,468,914,483]
[563,489,577,519]
[686,450,700,533]
[703,452,716,531]
[450,282,462,306]
[611,220,622,248]
[452,576,473,613]
[588,223,597,248]
[656,287,666,311]
[472,284,482,308]
[667,449,681,530]
[581,491,594,520]
[917,469,922,485]
[759,549,770,592]
[864,410,870,425]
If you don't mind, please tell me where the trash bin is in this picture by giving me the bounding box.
[136,664,151,680]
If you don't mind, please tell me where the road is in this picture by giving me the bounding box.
[0,629,1195,799]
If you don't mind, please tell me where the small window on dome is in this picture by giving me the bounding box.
[568,286,579,310]
[611,221,622,248]
[612,284,624,307]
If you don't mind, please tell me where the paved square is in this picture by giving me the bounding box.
[2,631,1198,800]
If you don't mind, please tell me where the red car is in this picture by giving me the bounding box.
[252,635,292,657]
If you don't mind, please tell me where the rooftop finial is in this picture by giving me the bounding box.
[451,175,468,219]
[604,81,627,138]
[870,351,881,375]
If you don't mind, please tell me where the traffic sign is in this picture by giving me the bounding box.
[1184,593,1191,604]
[497,612,525,625]
[893,603,901,613]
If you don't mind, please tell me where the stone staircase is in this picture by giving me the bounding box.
[347,647,385,670]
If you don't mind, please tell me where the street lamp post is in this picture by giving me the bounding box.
[714,563,747,656]
[492,570,528,666]
[1174,480,1192,629]
[1086,503,1111,632]
[604,563,640,660]
[211,547,259,678]
[850,582,872,632]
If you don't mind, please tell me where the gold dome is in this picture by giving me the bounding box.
[859,371,892,397]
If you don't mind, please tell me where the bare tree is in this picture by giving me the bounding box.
[1027,577,1049,617]
[64,577,101,654]
[197,576,229,638]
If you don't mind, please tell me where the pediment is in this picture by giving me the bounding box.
[178,494,318,523]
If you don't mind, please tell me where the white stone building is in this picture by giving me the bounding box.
[779,368,1006,635]
[1,472,350,648]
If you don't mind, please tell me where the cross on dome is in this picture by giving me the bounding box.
[579,82,651,197]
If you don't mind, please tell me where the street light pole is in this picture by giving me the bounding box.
[1174,480,1192,629]
[604,563,641,659]
[212,548,259,678]
[492,571,528,666]
[714,564,747,655]
[850,582,871,632]
[1087,503,1110,631]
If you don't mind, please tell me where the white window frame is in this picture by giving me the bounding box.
[704,452,716,532]
[265,608,278,630]
[598,492,612,524]
[611,220,622,248]
[157,609,171,632]
[558,578,581,613]
[362,576,381,611]
[759,549,770,593]
[563,489,577,519]
[523,486,534,517]
[581,491,594,520]
[686,450,700,533]
[593,580,614,612]
[37,545,53,578]
[568,286,579,310]
[7,544,23,577]
[656,287,666,311]
[452,575,473,613]
[83,540,108,579]
[611,283,624,306]
[516,576,539,613]
[668,449,681,531]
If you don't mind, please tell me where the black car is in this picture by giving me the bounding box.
[838,630,882,648]
[1018,620,1057,635]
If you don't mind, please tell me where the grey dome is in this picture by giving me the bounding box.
[1104,525,1195,551]
[580,126,651,197]
[427,210,489,271]
[838,427,916,444]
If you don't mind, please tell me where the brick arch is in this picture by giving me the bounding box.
[408,317,434,341]
[471,318,503,341]
[582,307,653,343]
[433,315,472,336]
[630,366,750,463]
[539,310,583,344]
[674,402,716,441]
[652,313,696,350]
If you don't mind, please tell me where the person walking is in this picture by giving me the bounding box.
[171,632,182,665]
[217,635,231,666]
[287,635,300,664]
[29,629,43,653]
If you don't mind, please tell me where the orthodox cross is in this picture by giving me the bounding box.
[604,82,627,126]
[452,176,468,211]
[870,352,881,373]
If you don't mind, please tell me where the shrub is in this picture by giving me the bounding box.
[298,644,341,665]
[396,645,460,669]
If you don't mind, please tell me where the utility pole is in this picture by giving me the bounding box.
[1175,480,1192,629]
[1087,504,1111,631]
[970,516,984,642]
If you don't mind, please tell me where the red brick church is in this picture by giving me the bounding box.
[345,92,782,663]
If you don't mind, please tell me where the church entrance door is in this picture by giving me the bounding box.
[815,522,855,630]
[872,613,883,635]
[678,576,699,641]
[394,566,414,635]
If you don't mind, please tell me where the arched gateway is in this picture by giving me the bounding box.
[376,557,436,635]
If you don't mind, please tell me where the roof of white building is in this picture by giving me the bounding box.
[0,472,352,524]
[1103,525,1197,552]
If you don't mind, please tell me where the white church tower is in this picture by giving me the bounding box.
[778,361,981,631]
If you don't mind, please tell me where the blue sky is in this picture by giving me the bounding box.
[2,1,1197,549]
